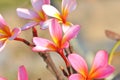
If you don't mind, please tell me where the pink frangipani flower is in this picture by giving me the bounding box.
[0,65,28,80]
[32,19,80,66]
[42,0,77,32]
[17,0,50,30]
[0,14,21,52]
[68,50,114,80]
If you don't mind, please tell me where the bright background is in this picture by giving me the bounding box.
[0,0,120,80]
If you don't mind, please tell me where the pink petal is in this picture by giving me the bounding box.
[62,24,71,33]
[62,0,77,13]
[69,74,85,80]
[62,25,80,45]
[40,19,51,29]
[0,25,10,35]
[32,37,56,52]
[17,8,38,20]
[44,0,50,4]
[0,14,7,27]
[68,53,88,77]
[90,50,109,74]
[42,5,61,20]
[49,19,62,44]
[18,65,28,80]
[90,65,114,79]
[61,41,69,49]
[0,40,7,52]
[31,0,50,12]
[0,77,7,80]
[9,28,21,40]
[21,22,38,30]
[0,15,10,35]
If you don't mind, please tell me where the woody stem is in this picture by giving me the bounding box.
[14,37,34,47]
[57,50,71,75]
[32,27,63,80]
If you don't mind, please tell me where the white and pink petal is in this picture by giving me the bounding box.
[62,24,71,33]
[0,77,7,80]
[69,74,84,80]
[68,53,88,77]
[90,65,114,79]
[0,14,7,27]
[32,37,56,52]
[62,25,80,45]
[31,0,50,12]
[9,28,21,40]
[42,5,61,20]
[49,19,62,44]
[0,40,7,52]
[18,65,28,80]
[90,50,109,73]
[62,0,77,13]
[40,19,51,29]
[17,8,38,20]
[21,22,38,30]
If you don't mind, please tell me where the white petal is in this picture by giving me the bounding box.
[21,22,38,30]
[42,5,60,19]
[17,8,38,19]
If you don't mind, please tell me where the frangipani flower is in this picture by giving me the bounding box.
[0,14,21,52]
[0,65,28,80]
[68,50,114,80]
[17,0,50,30]
[42,0,77,32]
[32,19,80,66]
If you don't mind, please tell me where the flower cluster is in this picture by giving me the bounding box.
[0,0,115,80]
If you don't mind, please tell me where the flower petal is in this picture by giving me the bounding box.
[0,14,7,27]
[21,22,38,30]
[0,15,11,35]
[0,40,7,52]
[90,50,109,74]
[0,77,7,80]
[32,37,56,52]
[62,24,71,33]
[18,65,28,80]
[17,8,38,20]
[40,19,51,29]
[9,28,21,40]
[69,74,85,80]
[49,19,62,45]
[90,65,114,79]
[61,41,69,49]
[31,0,50,12]
[42,5,61,20]
[62,0,77,13]
[62,25,80,45]
[68,53,88,77]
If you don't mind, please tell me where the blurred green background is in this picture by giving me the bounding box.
[0,0,120,80]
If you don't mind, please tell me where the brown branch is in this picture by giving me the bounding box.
[32,27,38,37]
[31,27,64,80]
[38,52,64,80]
[59,66,69,77]
[14,37,34,47]
[15,37,64,80]
[69,43,74,53]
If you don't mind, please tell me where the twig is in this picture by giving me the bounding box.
[32,27,64,80]
[38,52,64,80]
